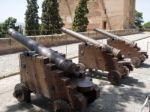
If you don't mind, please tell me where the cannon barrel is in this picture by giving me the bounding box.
[61,28,123,59]
[8,28,84,77]
[94,28,137,47]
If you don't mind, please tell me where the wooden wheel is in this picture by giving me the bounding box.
[126,64,134,71]
[122,66,130,77]
[13,83,31,103]
[132,57,141,68]
[140,54,147,63]
[108,70,121,85]
[53,100,72,112]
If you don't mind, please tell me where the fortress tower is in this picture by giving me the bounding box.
[58,0,136,30]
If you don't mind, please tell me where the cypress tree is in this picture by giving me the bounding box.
[72,0,89,32]
[25,0,39,36]
[41,0,64,35]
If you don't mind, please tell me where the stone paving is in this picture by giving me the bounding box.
[0,32,150,112]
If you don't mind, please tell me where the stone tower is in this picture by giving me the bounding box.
[58,0,136,30]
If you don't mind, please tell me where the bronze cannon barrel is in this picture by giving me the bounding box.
[61,28,123,59]
[8,28,84,77]
[94,28,137,47]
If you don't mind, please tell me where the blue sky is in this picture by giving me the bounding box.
[0,0,149,23]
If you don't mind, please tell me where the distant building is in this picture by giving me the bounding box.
[59,0,135,30]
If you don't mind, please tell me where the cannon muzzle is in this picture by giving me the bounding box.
[94,28,137,47]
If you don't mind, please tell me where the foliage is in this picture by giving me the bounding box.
[41,0,64,35]
[134,10,144,30]
[143,22,150,29]
[0,17,19,38]
[25,0,39,36]
[0,23,4,38]
[72,0,89,32]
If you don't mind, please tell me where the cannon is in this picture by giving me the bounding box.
[94,28,148,67]
[61,28,134,85]
[8,29,99,112]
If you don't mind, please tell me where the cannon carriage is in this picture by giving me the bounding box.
[8,29,99,112]
[62,28,134,85]
[94,28,148,67]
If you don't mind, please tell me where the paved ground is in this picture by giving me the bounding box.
[1,32,150,112]
[0,43,80,78]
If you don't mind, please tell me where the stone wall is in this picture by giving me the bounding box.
[59,0,135,30]
[0,29,138,55]
[144,29,150,32]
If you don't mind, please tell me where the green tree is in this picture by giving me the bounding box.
[0,17,19,38]
[143,22,150,29]
[3,17,19,31]
[134,10,144,30]
[25,0,39,36]
[41,0,64,35]
[0,23,4,38]
[72,0,89,32]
